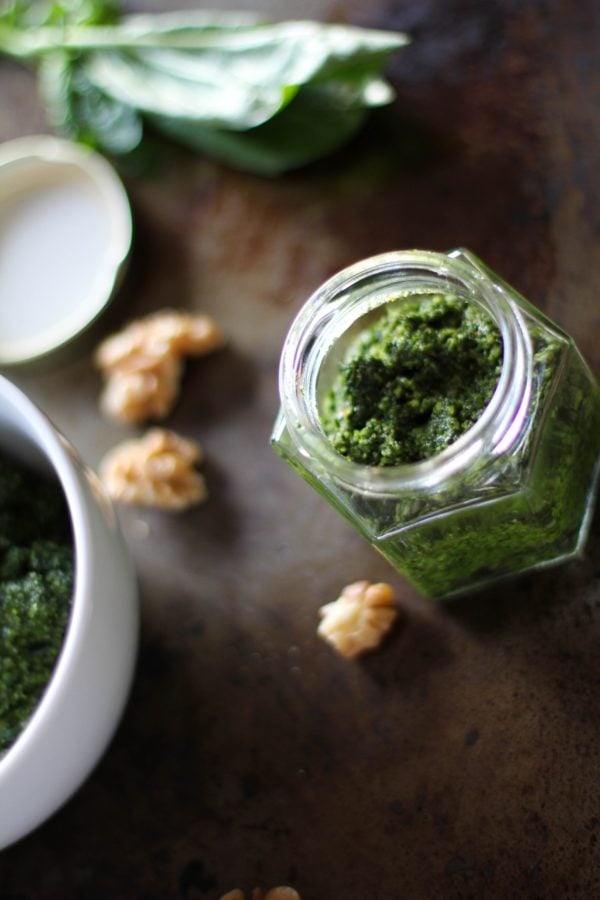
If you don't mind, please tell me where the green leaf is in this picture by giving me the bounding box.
[150,79,373,176]
[37,50,75,131]
[80,19,407,131]
[0,0,118,29]
[82,47,296,130]
[0,5,409,174]
[38,51,142,152]
[68,63,143,153]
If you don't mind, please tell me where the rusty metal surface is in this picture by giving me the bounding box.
[2,0,600,897]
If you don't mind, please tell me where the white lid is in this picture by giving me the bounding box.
[0,135,132,365]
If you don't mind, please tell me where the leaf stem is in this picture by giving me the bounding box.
[0,18,409,59]
[0,24,147,58]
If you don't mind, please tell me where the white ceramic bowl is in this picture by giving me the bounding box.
[0,375,138,849]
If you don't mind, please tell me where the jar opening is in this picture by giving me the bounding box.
[279,250,532,495]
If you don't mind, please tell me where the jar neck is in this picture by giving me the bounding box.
[279,250,533,495]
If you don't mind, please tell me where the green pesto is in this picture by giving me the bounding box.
[316,295,600,598]
[380,329,600,597]
[272,257,600,599]
[322,292,503,465]
[0,454,73,756]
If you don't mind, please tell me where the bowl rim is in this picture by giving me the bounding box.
[0,133,132,365]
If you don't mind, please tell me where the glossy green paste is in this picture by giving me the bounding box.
[307,289,600,598]
[322,292,502,465]
[0,454,73,756]
[384,329,600,597]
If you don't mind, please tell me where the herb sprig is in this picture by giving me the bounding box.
[0,0,408,174]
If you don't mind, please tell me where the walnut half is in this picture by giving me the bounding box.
[95,309,224,424]
[99,428,207,511]
[318,580,397,658]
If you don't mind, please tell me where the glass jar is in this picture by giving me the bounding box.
[271,249,600,599]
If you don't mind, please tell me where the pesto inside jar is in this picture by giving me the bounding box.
[321,291,503,466]
[0,453,74,756]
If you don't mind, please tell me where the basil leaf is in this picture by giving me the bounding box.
[37,51,75,131]
[68,63,143,153]
[82,47,295,130]
[38,51,142,152]
[150,79,373,176]
[81,20,406,131]
[0,5,409,174]
[0,0,118,29]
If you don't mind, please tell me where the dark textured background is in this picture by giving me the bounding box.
[2,1,600,897]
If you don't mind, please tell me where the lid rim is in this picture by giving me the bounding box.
[0,134,132,366]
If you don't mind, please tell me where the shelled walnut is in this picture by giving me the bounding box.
[99,428,207,511]
[318,580,397,658]
[220,889,301,900]
[95,309,224,423]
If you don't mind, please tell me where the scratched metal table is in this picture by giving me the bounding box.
[2,1,600,897]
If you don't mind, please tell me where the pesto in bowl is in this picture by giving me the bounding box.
[0,453,74,756]
[0,373,138,851]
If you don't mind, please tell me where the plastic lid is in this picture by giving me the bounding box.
[0,135,132,365]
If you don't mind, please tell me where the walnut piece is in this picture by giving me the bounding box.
[318,580,397,658]
[95,309,224,424]
[99,428,207,511]
[221,890,301,900]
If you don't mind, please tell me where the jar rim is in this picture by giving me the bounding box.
[278,249,533,495]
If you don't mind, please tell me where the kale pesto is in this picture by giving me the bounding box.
[382,328,600,597]
[318,289,600,598]
[0,453,73,756]
[273,250,600,599]
[322,292,503,465]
